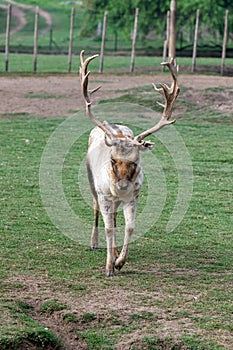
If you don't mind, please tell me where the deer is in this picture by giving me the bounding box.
[80,50,180,276]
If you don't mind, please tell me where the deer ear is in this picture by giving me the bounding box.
[104,134,113,147]
[139,141,155,152]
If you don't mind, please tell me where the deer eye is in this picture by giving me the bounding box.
[111,158,116,165]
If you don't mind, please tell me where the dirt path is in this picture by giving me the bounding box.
[0,4,27,35]
[0,74,232,117]
[4,0,52,35]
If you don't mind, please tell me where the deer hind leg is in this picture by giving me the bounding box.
[86,158,99,249]
[115,200,137,271]
[91,197,99,249]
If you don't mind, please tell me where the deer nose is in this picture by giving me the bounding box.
[117,179,129,190]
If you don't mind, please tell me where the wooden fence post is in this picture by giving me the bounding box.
[99,11,108,73]
[5,4,12,72]
[169,0,177,59]
[221,9,229,76]
[68,7,75,73]
[130,7,139,73]
[162,10,170,71]
[192,9,200,73]
[33,6,39,73]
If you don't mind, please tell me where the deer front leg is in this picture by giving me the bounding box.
[105,226,115,277]
[115,200,137,271]
[99,198,115,277]
[112,201,120,261]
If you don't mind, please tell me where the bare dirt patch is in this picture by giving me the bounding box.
[0,74,232,118]
[5,272,202,350]
[4,266,233,349]
[0,5,27,35]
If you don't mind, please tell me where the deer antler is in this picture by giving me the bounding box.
[80,50,113,140]
[136,58,180,142]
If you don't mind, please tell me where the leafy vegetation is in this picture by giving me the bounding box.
[83,0,233,50]
[85,0,233,34]
[0,81,232,348]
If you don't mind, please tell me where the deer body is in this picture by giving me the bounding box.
[87,125,144,276]
[80,50,179,276]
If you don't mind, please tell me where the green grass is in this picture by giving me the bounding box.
[1,53,233,74]
[24,93,68,98]
[40,300,68,315]
[0,83,233,348]
[0,301,62,349]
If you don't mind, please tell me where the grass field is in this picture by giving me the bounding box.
[1,53,233,74]
[0,75,233,349]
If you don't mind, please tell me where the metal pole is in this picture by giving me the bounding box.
[130,7,139,73]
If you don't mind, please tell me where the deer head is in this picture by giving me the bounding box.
[80,50,179,150]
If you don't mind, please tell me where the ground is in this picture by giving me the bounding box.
[0,73,232,117]
[1,72,233,350]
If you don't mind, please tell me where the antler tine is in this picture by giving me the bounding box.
[135,57,180,142]
[161,57,179,80]
[80,50,100,103]
[79,50,113,140]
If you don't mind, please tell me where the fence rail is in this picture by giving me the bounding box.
[0,4,232,75]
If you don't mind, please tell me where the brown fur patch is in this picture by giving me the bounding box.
[111,159,138,182]
[109,124,134,140]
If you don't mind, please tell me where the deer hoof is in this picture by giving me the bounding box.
[106,269,115,277]
[90,244,98,250]
[115,259,125,271]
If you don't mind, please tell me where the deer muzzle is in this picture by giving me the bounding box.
[116,179,129,191]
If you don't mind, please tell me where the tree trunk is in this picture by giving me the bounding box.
[169,0,177,59]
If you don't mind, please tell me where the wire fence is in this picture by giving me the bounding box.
[0,4,232,74]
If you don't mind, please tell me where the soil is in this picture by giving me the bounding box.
[0,73,232,118]
[1,73,233,349]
